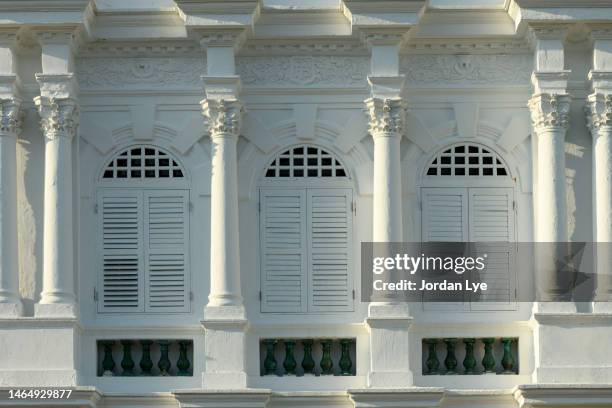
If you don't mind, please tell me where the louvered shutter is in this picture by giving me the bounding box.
[468,188,516,310]
[260,189,308,313]
[307,189,353,312]
[98,189,144,312]
[421,188,469,308]
[144,190,190,312]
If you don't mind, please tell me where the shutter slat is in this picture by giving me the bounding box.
[260,190,307,313]
[308,189,353,312]
[98,190,144,312]
[144,190,189,312]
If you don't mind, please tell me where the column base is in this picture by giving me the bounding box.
[35,302,78,318]
[173,389,270,408]
[366,303,414,388]
[0,301,23,317]
[201,304,248,390]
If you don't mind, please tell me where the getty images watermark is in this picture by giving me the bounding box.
[361,242,612,303]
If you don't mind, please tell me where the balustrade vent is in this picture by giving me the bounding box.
[260,338,356,376]
[422,337,518,375]
[97,339,193,377]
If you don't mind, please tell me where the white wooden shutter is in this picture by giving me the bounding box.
[260,189,308,313]
[468,188,516,310]
[307,189,353,312]
[144,190,190,312]
[421,188,469,242]
[98,189,144,312]
[421,188,469,309]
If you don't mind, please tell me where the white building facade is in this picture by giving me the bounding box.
[1,0,612,407]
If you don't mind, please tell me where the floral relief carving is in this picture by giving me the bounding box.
[0,98,24,136]
[401,54,532,85]
[201,99,243,137]
[34,97,79,140]
[586,93,612,133]
[77,58,204,88]
[236,56,368,87]
[365,98,406,137]
[528,93,571,130]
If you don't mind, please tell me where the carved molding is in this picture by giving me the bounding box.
[75,54,532,89]
[237,56,368,87]
[0,98,23,136]
[401,54,532,85]
[198,30,247,50]
[77,58,204,88]
[34,97,79,140]
[365,98,406,137]
[201,99,243,137]
[528,93,571,131]
[586,93,612,134]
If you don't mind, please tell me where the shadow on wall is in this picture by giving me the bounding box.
[17,107,44,316]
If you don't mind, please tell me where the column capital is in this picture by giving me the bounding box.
[528,93,571,132]
[0,97,23,137]
[365,97,406,138]
[586,92,612,135]
[201,98,243,138]
[34,97,79,141]
[35,73,78,99]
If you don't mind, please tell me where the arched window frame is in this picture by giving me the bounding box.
[257,143,355,314]
[421,142,514,188]
[98,144,190,189]
[95,144,191,314]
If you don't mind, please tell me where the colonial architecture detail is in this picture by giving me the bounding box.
[3,1,612,407]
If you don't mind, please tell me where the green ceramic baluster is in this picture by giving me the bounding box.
[158,340,171,376]
[339,339,352,375]
[501,338,516,374]
[301,340,315,375]
[482,338,496,373]
[120,340,135,376]
[263,339,277,375]
[424,339,440,375]
[177,340,191,376]
[443,338,458,374]
[320,340,334,375]
[283,340,297,375]
[101,340,116,376]
[463,338,477,374]
[139,340,153,376]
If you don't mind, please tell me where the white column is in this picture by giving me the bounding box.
[201,98,243,309]
[198,30,248,389]
[363,32,413,388]
[0,32,23,317]
[527,25,574,312]
[34,30,79,317]
[587,26,612,311]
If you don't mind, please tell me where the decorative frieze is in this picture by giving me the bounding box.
[237,56,368,87]
[400,54,532,85]
[77,58,204,88]
[0,98,23,136]
[201,99,243,137]
[34,97,79,140]
[365,98,406,137]
[528,93,571,130]
[586,93,612,133]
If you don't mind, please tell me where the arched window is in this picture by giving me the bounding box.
[425,143,509,177]
[259,144,353,314]
[97,145,190,314]
[421,142,516,311]
[102,146,184,179]
[264,145,348,178]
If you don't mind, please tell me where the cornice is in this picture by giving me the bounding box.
[403,38,530,54]
[77,41,200,57]
[239,39,367,56]
[0,0,90,12]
